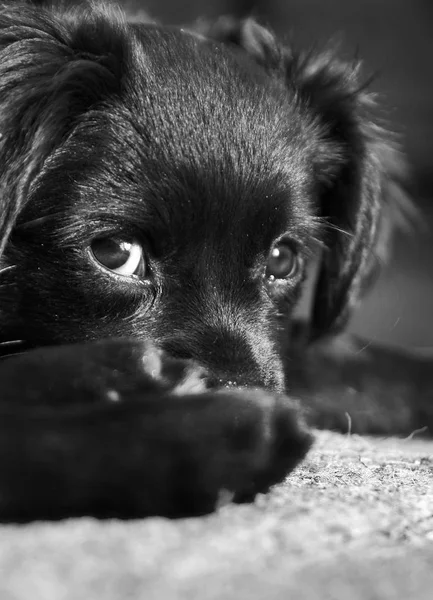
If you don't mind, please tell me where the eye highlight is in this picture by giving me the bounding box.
[266,242,298,281]
[89,237,145,278]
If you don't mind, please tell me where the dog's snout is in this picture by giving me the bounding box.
[162,330,254,372]
[161,328,283,390]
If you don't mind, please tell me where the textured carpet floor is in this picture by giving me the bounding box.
[1,431,432,600]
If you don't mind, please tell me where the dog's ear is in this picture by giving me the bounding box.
[289,50,407,340]
[199,18,407,339]
[0,1,128,255]
[286,50,408,340]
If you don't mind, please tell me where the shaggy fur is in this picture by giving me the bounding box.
[0,0,428,521]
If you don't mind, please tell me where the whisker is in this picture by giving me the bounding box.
[306,235,326,251]
[0,340,25,347]
[309,215,353,239]
[0,351,27,360]
[321,222,353,238]
[0,340,27,359]
[0,265,16,276]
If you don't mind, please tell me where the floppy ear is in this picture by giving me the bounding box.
[199,17,407,339]
[0,1,127,256]
[286,50,407,339]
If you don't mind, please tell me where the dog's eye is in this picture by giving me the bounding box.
[266,243,298,280]
[90,238,145,277]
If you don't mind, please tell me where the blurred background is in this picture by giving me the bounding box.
[124,0,433,349]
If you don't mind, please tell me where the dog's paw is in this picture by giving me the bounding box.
[0,382,312,520]
[0,339,207,406]
[159,389,313,516]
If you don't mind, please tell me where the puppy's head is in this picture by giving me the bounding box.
[0,2,404,390]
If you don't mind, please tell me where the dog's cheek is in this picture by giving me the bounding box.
[0,243,155,346]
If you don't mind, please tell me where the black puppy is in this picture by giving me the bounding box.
[0,1,430,521]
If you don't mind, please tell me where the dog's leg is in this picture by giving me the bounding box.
[287,324,433,436]
[0,341,312,521]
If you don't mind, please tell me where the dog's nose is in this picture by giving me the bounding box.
[162,336,256,383]
[163,330,253,363]
[161,331,283,391]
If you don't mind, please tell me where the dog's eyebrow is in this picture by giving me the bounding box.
[31,150,319,254]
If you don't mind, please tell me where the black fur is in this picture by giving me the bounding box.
[0,1,430,521]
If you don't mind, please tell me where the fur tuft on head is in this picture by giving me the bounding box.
[0,0,128,253]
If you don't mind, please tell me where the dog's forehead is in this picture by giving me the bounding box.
[131,24,279,96]
[35,24,318,252]
[127,26,306,152]
[114,27,316,230]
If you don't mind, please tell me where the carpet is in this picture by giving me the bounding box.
[1,431,432,599]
